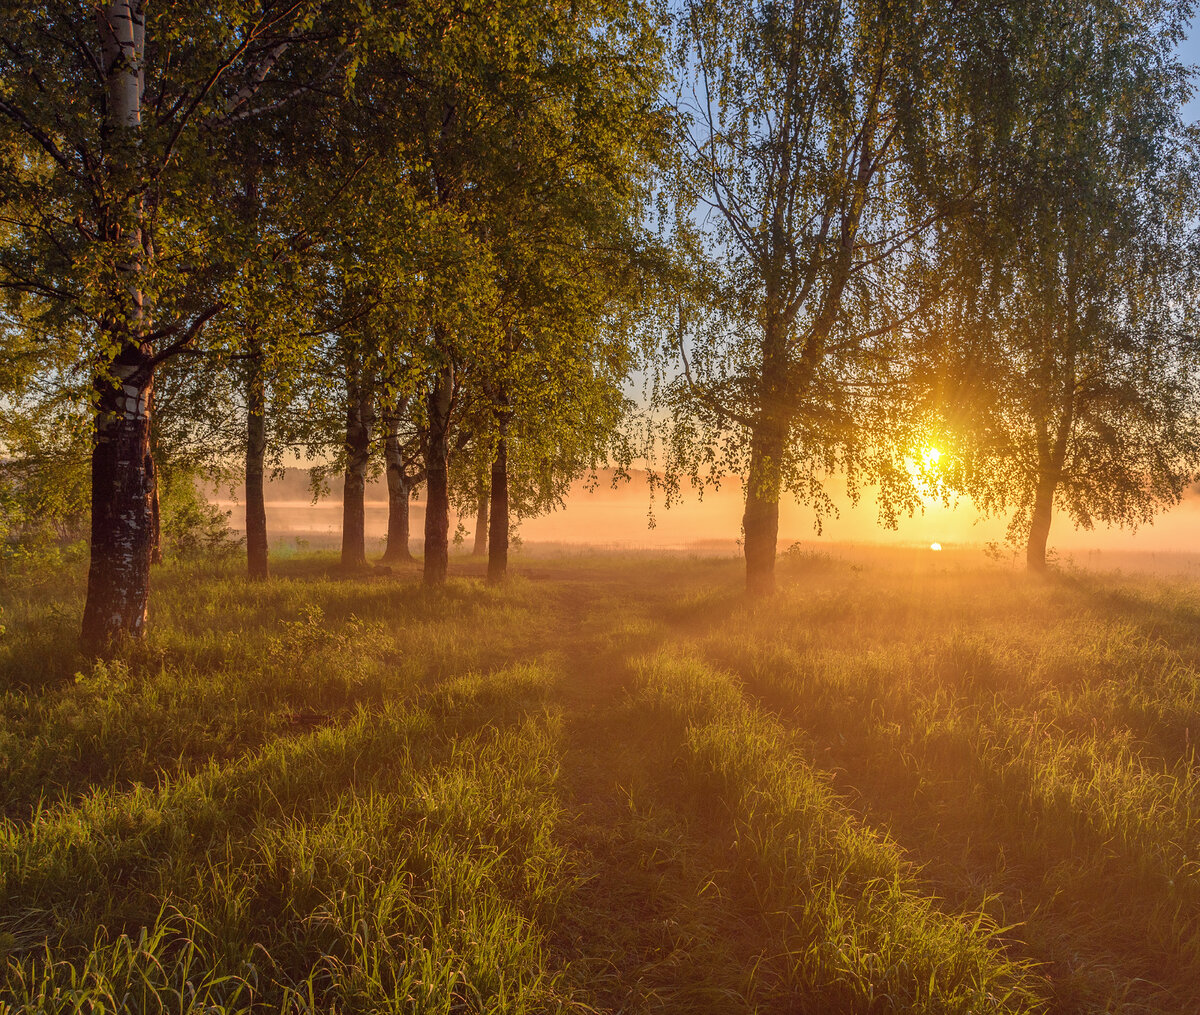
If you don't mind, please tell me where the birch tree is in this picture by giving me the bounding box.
[929,0,1200,570]
[0,0,351,649]
[379,389,424,564]
[345,0,665,585]
[664,0,1016,595]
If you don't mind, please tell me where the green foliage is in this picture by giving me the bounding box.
[159,481,242,562]
[654,0,1008,527]
[0,389,89,560]
[924,0,1200,555]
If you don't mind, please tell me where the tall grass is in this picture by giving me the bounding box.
[2,663,580,1013]
[700,561,1200,1011]
[631,651,1041,1013]
[1,550,1196,1012]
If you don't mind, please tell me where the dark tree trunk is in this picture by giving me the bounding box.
[381,402,413,564]
[472,476,489,557]
[743,318,794,597]
[149,452,163,565]
[487,434,509,584]
[246,351,269,580]
[82,4,155,652]
[384,474,411,563]
[1027,308,1073,574]
[743,420,785,597]
[81,347,155,653]
[341,361,373,569]
[423,365,454,585]
[148,397,162,564]
[1026,473,1056,572]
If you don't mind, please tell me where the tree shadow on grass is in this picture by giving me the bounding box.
[1063,571,1200,663]
[552,678,779,1014]
[0,565,567,826]
[0,664,557,951]
[544,572,773,1013]
[729,631,1200,1015]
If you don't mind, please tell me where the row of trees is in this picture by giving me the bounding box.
[2,0,1198,649]
[0,0,664,651]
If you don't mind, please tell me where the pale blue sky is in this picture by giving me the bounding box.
[1181,17,1200,121]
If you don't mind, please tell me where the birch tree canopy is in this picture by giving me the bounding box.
[0,0,355,649]
[926,0,1200,570]
[658,0,1019,594]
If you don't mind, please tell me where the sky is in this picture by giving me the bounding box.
[1181,16,1200,120]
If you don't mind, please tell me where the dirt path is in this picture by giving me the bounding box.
[522,565,788,1013]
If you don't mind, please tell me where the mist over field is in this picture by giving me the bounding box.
[210,468,1200,573]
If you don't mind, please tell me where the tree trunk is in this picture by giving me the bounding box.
[487,434,509,584]
[743,421,785,597]
[97,1,144,129]
[245,350,269,580]
[148,393,162,564]
[81,2,151,652]
[149,451,162,565]
[423,365,454,585]
[472,476,489,557]
[381,401,412,563]
[80,348,155,653]
[1026,473,1056,572]
[1027,288,1074,574]
[341,361,373,569]
[743,316,793,597]
[383,473,412,563]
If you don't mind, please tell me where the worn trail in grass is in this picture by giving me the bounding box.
[2,551,1198,1012]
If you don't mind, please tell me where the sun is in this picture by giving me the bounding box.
[921,446,942,469]
[930,542,943,551]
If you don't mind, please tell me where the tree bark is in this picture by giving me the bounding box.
[81,348,155,653]
[81,1,152,652]
[743,316,793,597]
[1026,473,1056,572]
[487,434,509,584]
[97,1,144,130]
[743,420,784,597]
[1027,278,1076,574]
[341,360,373,569]
[148,393,162,564]
[381,400,413,563]
[149,448,162,565]
[423,365,454,585]
[472,475,489,557]
[245,349,269,580]
[383,473,411,563]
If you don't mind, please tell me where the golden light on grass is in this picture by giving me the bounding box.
[930,542,943,551]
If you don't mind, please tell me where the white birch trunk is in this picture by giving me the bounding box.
[98,1,144,129]
[82,1,155,652]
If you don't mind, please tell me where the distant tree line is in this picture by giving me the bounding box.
[1,0,1197,650]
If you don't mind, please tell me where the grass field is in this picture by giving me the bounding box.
[1,549,1198,1013]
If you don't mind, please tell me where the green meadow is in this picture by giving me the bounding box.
[1,551,1198,1013]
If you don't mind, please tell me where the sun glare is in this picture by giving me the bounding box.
[922,447,942,468]
[930,542,943,551]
